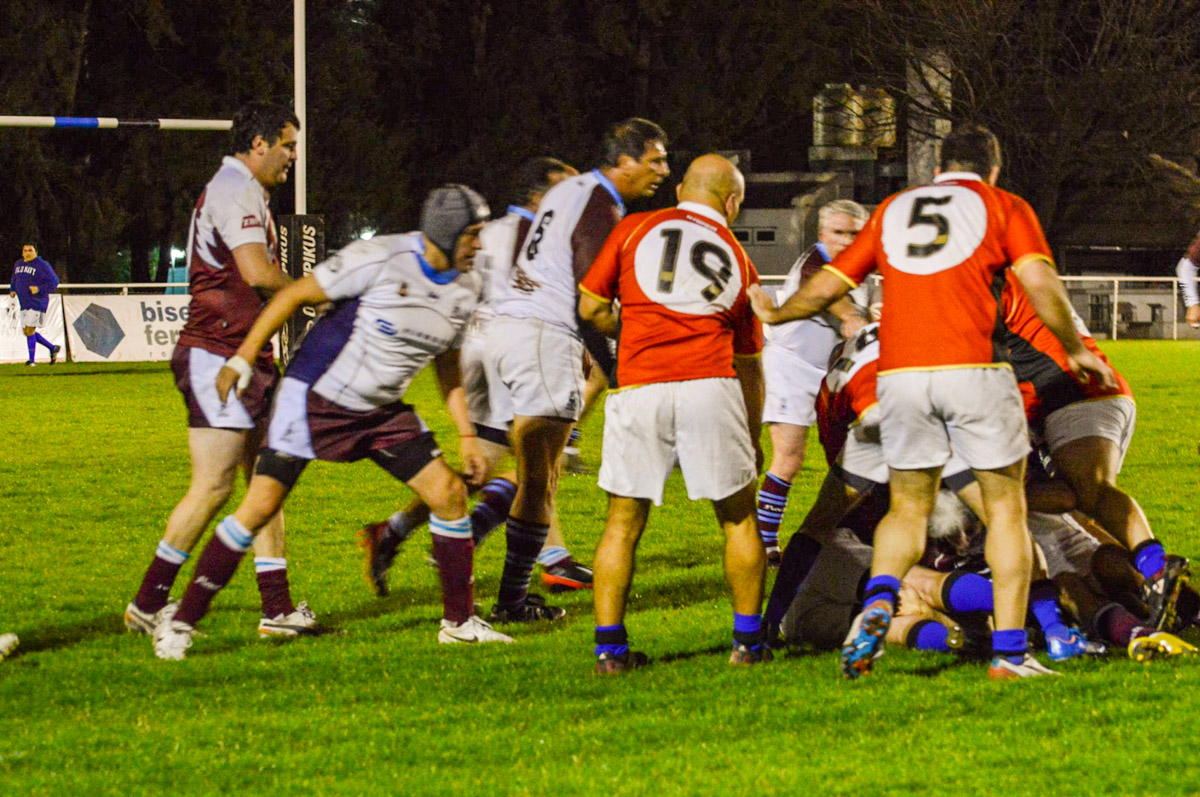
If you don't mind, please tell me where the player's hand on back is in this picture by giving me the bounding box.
[1068,349,1117,390]
[746,284,779,323]
[840,314,868,338]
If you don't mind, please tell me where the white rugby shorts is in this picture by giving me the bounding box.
[486,316,585,421]
[1044,396,1136,471]
[186,346,255,430]
[1028,512,1100,578]
[836,405,973,492]
[598,377,756,506]
[762,345,826,427]
[461,323,513,431]
[781,527,872,649]
[19,309,46,329]
[877,367,1030,471]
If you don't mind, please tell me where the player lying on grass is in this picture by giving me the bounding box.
[358,157,593,603]
[1001,271,1191,630]
[152,185,513,660]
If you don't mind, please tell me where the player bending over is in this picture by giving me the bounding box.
[153,185,508,659]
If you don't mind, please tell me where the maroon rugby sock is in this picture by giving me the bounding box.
[431,515,475,624]
[174,518,252,627]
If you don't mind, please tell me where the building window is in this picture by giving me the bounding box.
[733,229,751,243]
[755,229,777,244]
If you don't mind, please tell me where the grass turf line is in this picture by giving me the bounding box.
[1,343,1199,794]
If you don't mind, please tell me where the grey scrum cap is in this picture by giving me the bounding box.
[421,184,490,256]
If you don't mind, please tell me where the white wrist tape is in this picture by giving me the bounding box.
[225,355,253,391]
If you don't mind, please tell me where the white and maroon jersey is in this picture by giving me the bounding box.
[579,201,761,388]
[816,323,881,466]
[469,206,535,329]
[765,244,842,369]
[492,169,625,331]
[286,233,479,412]
[178,156,278,360]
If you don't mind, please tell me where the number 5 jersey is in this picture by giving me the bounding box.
[578,201,763,389]
[826,171,1053,374]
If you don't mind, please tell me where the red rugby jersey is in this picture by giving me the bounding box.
[1001,271,1132,426]
[827,173,1053,374]
[579,201,762,388]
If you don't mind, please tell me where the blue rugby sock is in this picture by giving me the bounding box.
[907,619,951,652]
[992,628,1028,665]
[595,623,628,657]
[863,575,900,610]
[26,336,35,363]
[1029,579,1071,640]
[941,571,994,613]
[733,612,764,650]
[34,333,54,351]
[1133,540,1166,580]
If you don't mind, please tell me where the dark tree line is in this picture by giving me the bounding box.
[3,0,1199,282]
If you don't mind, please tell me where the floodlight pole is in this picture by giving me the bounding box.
[294,0,307,214]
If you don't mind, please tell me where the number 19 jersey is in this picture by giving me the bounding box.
[827,172,1053,374]
[579,201,762,389]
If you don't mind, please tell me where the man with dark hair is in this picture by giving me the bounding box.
[749,124,1116,680]
[483,119,669,623]
[125,101,312,639]
[154,185,508,659]
[9,244,61,366]
[357,157,592,597]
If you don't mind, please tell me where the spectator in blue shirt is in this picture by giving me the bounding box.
[9,243,61,366]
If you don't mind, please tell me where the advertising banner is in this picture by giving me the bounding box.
[277,214,325,366]
[63,295,191,362]
[0,294,66,363]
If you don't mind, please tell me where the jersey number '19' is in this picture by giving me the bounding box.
[656,228,733,301]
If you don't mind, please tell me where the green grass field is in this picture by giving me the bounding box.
[4,341,1200,795]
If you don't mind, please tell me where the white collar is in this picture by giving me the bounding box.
[221,155,255,180]
[933,171,983,184]
[676,201,729,228]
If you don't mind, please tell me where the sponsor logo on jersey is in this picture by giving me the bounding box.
[376,319,398,336]
[241,215,264,229]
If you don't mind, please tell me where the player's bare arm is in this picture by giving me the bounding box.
[216,273,328,402]
[734,353,765,470]
[231,241,292,297]
[433,348,487,486]
[748,269,850,325]
[828,295,868,337]
[1015,258,1116,389]
[578,292,618,337]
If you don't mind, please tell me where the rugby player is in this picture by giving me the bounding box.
[750,125,1115,680]
[579,154,768,671]
[153,185,508,660]
[126,103,314,639]
[484,119,669,623]
[358,157,596,597]
[1002,271,1191,629]
[766,324,1099,661]
[756,200,869,565]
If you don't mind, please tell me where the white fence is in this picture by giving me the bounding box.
[760,274,1198,341]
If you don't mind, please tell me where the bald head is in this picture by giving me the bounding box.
[677,154,746,223]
